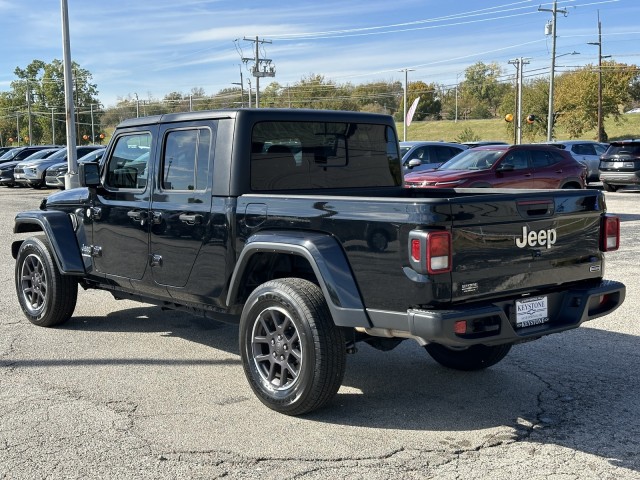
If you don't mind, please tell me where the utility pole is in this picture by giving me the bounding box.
[241,36,275,108]
[509,57,529,145]
[539,1,568,141]
[232,65,245,107]
[588,12,610,142]
[399,68,414,141]
[25,82,32,145]
[51,107,56,144]
[454,72,462,123]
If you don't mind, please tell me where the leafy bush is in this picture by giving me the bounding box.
[455,127,481,143]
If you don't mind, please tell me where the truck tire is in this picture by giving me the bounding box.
[424,343,511,371]
[239,278,346,415]
[15,235,78,327]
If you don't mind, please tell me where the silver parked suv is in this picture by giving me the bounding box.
[598,140,640,192]
[541,140,608,184]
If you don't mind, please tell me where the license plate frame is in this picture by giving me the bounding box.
[515,296,549,328]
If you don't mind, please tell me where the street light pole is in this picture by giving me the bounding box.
[60,0,79,190]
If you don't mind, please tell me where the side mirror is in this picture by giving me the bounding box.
[497,163,514,172]
[79,162,100,188]
[407,158,422,169]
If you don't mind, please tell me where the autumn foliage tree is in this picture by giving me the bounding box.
[554,61,637,140]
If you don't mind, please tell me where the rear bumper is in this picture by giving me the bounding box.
[599,171,640,186]
[374,280,625,347]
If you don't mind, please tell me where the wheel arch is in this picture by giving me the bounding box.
[227,230,371,329]
[559,177,585,189]
[12,210,85,275]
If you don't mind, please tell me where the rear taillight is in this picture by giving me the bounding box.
[409,230,452,274]
[600,214,620,252]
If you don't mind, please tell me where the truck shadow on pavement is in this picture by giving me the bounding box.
[55,304,639,472]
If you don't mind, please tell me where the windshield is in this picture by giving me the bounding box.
[438,149,503,171]
[400,146,411,157]
[24,149,58,160]
[0,149,19,160]
[46,148,68,160]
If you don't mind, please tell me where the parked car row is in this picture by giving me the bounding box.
[404,144,586,189]
[401,138,640,191]
[0,145,105,189]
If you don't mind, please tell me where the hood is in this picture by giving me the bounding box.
[42,187,92,210]
[405,169,477,183]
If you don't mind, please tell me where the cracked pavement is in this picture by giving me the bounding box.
[1,187,638,479]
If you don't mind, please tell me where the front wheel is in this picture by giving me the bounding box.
[425,343,512,371]
[15,235,78,327]
[239,278,346,415]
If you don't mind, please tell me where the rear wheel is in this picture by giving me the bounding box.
[602,182,619,192]
[239,278,346,415]
[425,343,512,371]
[15,235,78,327]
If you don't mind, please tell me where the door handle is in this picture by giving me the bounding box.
[127,210,148,225]
[179,213,203,225]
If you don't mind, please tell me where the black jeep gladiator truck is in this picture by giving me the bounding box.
[12,109,625,415]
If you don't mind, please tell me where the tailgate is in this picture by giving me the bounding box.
[448,189,605,302]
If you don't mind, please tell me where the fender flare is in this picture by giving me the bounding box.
[12,210,85,275]
[227,230,371,328]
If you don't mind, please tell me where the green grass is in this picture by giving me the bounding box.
[398,114,640,143]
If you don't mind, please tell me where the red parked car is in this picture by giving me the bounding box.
[404,144,586,189]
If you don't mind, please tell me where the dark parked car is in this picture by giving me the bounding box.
[404,144,586,189]
[0,148,61,187]
[45,147,105,189]
[0,145,60,164]
[400,141,467,173]
[598,139,640,191]
[541,140,608,183]
[14,145,103,188]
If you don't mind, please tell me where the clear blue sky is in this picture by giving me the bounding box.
[1,0,639,107]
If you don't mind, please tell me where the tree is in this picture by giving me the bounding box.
[1,59,101,145]
[555,61,637,138]
[461,62,510,118]
[352,81,402,115]
[406,81,441,121]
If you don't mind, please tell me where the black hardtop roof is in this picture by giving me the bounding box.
[115,108,396,129]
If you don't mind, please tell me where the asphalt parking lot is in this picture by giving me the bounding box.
[1,186,639,479]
